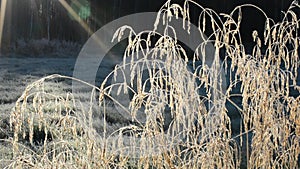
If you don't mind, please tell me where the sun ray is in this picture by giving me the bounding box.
[0,0,7,53]
[58,0,92,35]
[58,0,105,52]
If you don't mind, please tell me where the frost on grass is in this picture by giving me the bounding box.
[2,0,300,168]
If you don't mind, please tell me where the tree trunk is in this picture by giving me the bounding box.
[30,0,34,38]
[47,0,51,41]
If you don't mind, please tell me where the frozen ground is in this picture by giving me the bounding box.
[0,55,124,138]
[0,56,74,113]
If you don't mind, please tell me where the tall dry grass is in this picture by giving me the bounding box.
[1,0,299,168]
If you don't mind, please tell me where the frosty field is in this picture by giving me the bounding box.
[1,0,300,168]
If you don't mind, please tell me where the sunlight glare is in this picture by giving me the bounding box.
[58,0,109,57]
[0,0,7,52]
[58,0,92,35]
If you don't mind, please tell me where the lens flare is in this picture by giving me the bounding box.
[58,0,92,35]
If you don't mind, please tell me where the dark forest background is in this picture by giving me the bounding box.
[0,0,294,56]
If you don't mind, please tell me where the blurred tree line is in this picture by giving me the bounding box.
[1,0,161,51]
[0,0,293,54]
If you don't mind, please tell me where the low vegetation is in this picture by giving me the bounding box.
[1,0,299,168]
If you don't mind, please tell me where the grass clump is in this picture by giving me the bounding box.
[2,0,300,168]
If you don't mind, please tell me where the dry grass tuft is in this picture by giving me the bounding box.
[1,0,299,168]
